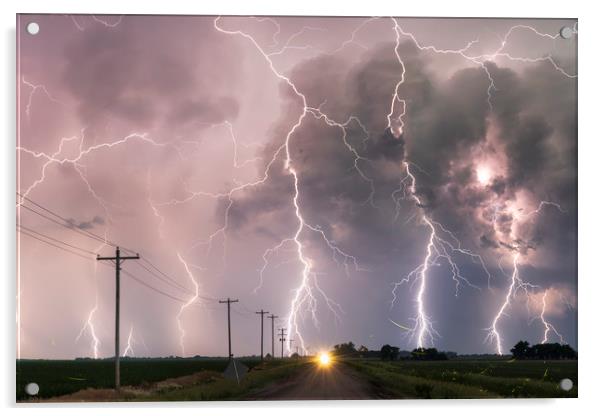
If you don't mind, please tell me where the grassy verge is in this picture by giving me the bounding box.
[141,359,309,401]
[346,360,495,399]
[346,360,577,399]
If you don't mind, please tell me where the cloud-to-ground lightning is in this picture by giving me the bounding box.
[176,253,200,356]
[539,290,566,344]
[387,17,493,348]
[75,297,100,358]
[486,202,566,354]
[380,17,576,351]
[205,17,376,355]
[122,325,135,357]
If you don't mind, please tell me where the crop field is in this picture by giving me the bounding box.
[16,358,261,401]
[346,359,578,399]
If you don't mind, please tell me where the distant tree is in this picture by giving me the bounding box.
[380,344,392,360]
[510,340,531,359]
[380,344,400,360]
[357,345,369,358]
[291,352,300,359]
[264,353,272,360]
[333,342,358,357]
[411,348,447,361]
[511,341,577,360]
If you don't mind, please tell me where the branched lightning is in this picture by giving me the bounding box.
[383,17,575,351]
[213,16,373,355]
[122,324,135,357]
[486,202,565,354]
[176,253,200,356]
[538,289,566,344]
[387,18,492,348]
[75,295,100,358]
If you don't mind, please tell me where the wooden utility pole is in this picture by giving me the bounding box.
[97,246,139,391]
[278,328,287,359]
[219,298,239,359]
[255,309,269,360]
[268,314,278,357]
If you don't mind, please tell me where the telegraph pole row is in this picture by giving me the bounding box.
[97,246,140,391]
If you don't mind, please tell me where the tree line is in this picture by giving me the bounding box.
[332,342,451,361]
[331,340,577,361]
[511,341,576,360]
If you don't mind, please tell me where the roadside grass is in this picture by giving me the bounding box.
[144,359,309,401]
[346,360,577,399]
[346,361,495,399]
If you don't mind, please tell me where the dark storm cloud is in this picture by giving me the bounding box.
[66,215,105,230]
[227,40,576,283]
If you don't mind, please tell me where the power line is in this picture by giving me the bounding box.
[133,260,192,295]
[19,204,110,247]
[16,194,229,302]
[121,268,190,303]
[18,228,93,261]
[17,224,97,255]
[17,192,137,253]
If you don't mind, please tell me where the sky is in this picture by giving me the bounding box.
[16,14,577,359]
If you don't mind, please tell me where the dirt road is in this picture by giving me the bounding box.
[246,361,379,400]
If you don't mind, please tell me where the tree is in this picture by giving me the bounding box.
[510,340,530,359]
[333,342,358,357]
[380,344,400,360]
[411,348,447,361]
[511,341,577,360]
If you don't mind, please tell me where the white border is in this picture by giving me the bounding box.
[2,0,600,415]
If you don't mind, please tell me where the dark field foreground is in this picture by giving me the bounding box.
[16,357,261,401]
[16,357,577,401]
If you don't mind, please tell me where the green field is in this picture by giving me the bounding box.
[346,359,578,399]
[16,357,261,401]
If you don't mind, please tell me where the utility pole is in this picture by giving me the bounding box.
[268,314,278,357]
[219,298,239,359]
[255,309,269,360]
[97,246,139,391]
[278,328,287,359]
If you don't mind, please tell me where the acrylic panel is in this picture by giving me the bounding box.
[16,14,577,401]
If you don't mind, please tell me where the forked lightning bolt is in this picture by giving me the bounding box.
[385,17,575,350]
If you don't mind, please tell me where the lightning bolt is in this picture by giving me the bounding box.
[539,290,566,344]
[383,17,575,351]
[486,202,566,354]
[387,18,492,348]
[175,253,200,357]
[122,325,135,357]
[211,17,373,353]
[75,296,101,358]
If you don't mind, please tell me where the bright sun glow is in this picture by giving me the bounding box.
[476,166,492,185]
[318,352,331,366]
